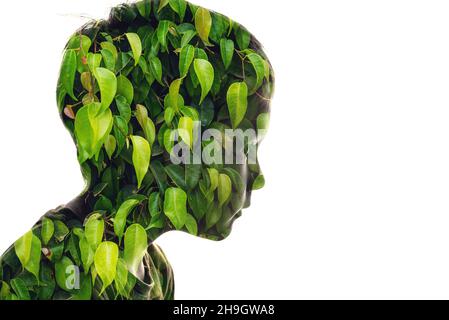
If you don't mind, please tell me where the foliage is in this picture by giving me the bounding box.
[0,0,273,300]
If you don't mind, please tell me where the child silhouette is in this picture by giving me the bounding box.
[0,0,274,300]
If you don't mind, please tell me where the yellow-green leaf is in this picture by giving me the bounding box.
[87,53,102,72]
[168,78,183,110]
[75,103,113,163]
[84,216,104,249]
[218,173,232,206]
[164,187,188,230]
[41,218,54,245]
[94,68,117,111]
[185,214,198,236]
[126,33,142,66]
[105,135,116,159]
[207,168,219,192]
[194,59,214,104]
[100,42,118,60]
[130,135,151,189]
[136,105,156,145]
[178,116,194,149]
[226,82,248,128]
[94,242,119,293]
[195,7,212,44]
[123,224,148,277]
[117,75,134,104]
[164,107,175,126]
[79,236,94,273]
[14,230,33,267]
[24,235,41,280]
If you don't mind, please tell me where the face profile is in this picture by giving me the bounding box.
[0,0,274,300]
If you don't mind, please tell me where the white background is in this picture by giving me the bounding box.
[1,0,449,299]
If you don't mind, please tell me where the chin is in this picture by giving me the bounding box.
[200,210,244,242]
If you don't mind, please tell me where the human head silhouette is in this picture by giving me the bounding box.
[58,0,274,242]
[0,0,274,301]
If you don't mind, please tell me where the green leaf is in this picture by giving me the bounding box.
[79,236,94,273]
[179,44,195,78]
[41,218,54,245]
[60,49,78,100]
[94,68,117,111]
[164,107,175,126]
[130,135,152,189]
[165,164,188,190]
[220,39,234,70]
[94,242,119,293]
[226,82,248,128]
[117,75,134,104]
[185,214,198,236]
[101,49,116,71]
[136,0,152,18]
[194,59,214,104]
[55,256,76,292]
[87,53,102,72]
[0,281,10,299]
[136,105,156,145]
[164,187,188,230]
[84,215,104,249]
[126,33,142,66]
[257,112,270,131]
[10,278,30,300]
[24,235,41,280]
[235,26,251,50]
[72,273,92,300]
[37,264,56,300]
[100,42,118,60]
[210,13,229,43]
[75,103,113,163]
[114,259,130,298]
[199,98,215,127]
[105,135,116,159]
[14,230,33,267]
[195,7,212,44]
[124,224,148,277]
[80,72,93,92]
[206,206,222,230]
[218,173,232,207]
[247,53,266,92]
[178,116,194,149]
[67,34,92,74]
[158,0,169,12]
[157,20,170,51]
[186,164,202,190]
[149,56,163,85]
[252,174,266,190]
[114,199,141,241]
[148,192,161,217]
[181,30,197,48]
[116,96,132,123]
[168,78,183,110]
[169,0,187,21]
[54,221,70,242]
[208,168,219,192]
